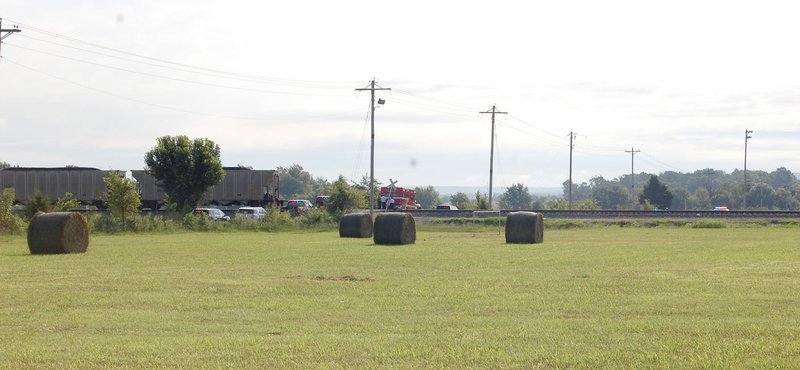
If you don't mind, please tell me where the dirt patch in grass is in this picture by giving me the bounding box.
[313,275,373,282]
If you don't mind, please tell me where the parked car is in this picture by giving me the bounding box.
[282,200,313,215]
[315,195,330,207]
[192,207,230,221]
[236,206,267,220]
[436,204,459,210]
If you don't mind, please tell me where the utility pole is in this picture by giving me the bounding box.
[0,18,22,58]
[743,129,753,209]
[568,131,577,209]
[356,79,390,218]
[625,147,640,206]
[480,105,507,210]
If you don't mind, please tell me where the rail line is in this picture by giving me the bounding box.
[399,209,800,219]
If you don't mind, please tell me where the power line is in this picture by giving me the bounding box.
[5,42,352,98]
[2,56,361,121]
[6,18,359,88]
[16,34,353,91]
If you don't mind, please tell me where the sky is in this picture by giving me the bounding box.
[2,0,799,192]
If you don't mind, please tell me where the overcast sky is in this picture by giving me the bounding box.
[2,1,799,191]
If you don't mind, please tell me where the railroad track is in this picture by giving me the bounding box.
[397,209,800,219]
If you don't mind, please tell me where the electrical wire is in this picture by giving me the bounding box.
[6,18,360,88]
[5,42,353,98]
[16,34,353,91]
[2,56,361,122]
[351,101,372,181]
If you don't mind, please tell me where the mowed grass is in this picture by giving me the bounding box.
[1,227,799,368]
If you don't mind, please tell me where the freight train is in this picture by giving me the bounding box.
[0,167,280,210]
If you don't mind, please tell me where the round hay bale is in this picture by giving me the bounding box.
[373,213,416,245]
[505,211,544,244]
[339,213,373,238]
[27,212,89,254]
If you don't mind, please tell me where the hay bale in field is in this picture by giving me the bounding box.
[27,212,89,254]
[505,211,544,244]
[373,213,416,245]
[339,213,373,238]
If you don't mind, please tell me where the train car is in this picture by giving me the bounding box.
[0,167,122,206]
[132,167,280,209]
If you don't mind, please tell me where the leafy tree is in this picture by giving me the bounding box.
[54,192,80,211]
[670,188,690,210]
[562,179,591,202]
[103,171,142,229]
[475,191,489,210]
[769,167,796,189]
[414,185,440,209]
[0,188,24,233]
[0,161,10,170]
[776,187,800,210]
[590,185,630,209]
[277,164,315,199]
[144,135,224,212]
[500,183,533,209]
[746,183,776,209]
[449,192,472,209]
[356,173,382,205]
[691,188,712,209]
[639,176,673,209]
[24,191,51,219]
[326,175,367,217]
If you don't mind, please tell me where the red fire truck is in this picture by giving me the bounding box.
[379,186,419,210]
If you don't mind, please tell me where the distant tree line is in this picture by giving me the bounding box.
[561,167,800,210]
[275,165,800,211]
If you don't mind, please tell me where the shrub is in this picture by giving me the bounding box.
[0,188,25,234]
[688,220,728,229]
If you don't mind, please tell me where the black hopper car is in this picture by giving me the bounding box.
[0,167,280,210]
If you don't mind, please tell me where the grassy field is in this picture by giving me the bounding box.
[1,226,799,368]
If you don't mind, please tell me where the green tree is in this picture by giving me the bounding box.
[144,135,225,212]
[591,185,630,209]
[769,167,796,189]
[0,188,24,234]
[414,185,440,209]
[103,171,142,229]
[277,164,315,199]
[746,183,776,209]
[639,176,673,209]
[562,179,591,201]
[54,192,80,211]
[670,188,690,210]
[24,191,51,219]
[475,191,489,209]
[326,175,367,217]
[449,192,472,209]
[499,183,532,209]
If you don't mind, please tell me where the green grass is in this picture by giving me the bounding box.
[1,227,799,368]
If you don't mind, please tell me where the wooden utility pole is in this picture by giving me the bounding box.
[568,131,577,209]
[480,105,507,210]
[625,147,641,206]
[743,129,753,209]
[0,18,22,58]
[356,79,390,218]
